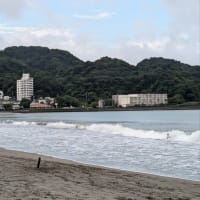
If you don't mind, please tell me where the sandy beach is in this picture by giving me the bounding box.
[0,148,199,200]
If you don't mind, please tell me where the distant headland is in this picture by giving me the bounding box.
[0,46,200,111]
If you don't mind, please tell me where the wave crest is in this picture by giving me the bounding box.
[1,120,200,143]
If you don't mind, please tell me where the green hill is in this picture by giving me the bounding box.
[0,46,199,105]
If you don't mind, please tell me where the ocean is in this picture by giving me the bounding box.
[0,110,199,181]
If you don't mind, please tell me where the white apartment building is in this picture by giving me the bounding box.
[17,73,34,101]
[112,94,168,107]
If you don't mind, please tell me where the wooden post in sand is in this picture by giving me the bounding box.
[37,157,41,168]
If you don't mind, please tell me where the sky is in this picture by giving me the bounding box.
[0,0,199,65]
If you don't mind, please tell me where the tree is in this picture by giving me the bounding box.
[91,101,98,108]
[56,95,80,107]
[3,104,12,110]
[104,98,113,107]
[1,47,200,105]
[20,98,31,108]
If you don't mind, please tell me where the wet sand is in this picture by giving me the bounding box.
[0,148,199,200]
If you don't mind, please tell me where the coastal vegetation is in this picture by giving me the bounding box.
[0,46,200,106]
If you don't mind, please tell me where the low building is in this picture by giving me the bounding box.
[112,95,130,107]
[0,104,4,110]
[12,102,20,110]
[30,102,51,108]
[0,90,4,99]
[98,99,104,108]
[0,91,20,110]
[38,99,47,104]
[44,97,55,105]
[3,96,10,101]
[0,90,4,110]
[112,94,168,107]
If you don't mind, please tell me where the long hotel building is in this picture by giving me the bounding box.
[17,73,34,101]
[112,94,168,107]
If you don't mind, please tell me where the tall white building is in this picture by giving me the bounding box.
[17,73,34,101]
[112,94,168,107]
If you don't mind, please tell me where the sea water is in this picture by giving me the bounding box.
[0,110,199,181]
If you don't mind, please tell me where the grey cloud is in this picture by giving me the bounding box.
[76,0,200,65]
[0,0,199,66]
[0,0,29,18]
[110,35,199,66]
[164,0,199,25]
[163,0,199,64]
[0,25,100,61]
[108,0,200,65]
[73,11,116,20]
[164,0,200,39]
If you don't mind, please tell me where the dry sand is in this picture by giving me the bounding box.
[0,148,199,200]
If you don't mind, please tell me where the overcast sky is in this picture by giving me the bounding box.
[0,0,199,65]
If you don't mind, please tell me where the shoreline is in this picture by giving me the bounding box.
[1,147,198,183]
[1,105,200,113]
[0,148,200,200]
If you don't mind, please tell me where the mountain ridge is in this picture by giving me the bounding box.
[0,46,199,104]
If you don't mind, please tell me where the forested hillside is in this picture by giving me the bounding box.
[0,46,200,105]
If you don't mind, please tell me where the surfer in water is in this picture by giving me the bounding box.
[166,133,170,139]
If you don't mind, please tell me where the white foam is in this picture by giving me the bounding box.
[46,122,77,129]
[1,120,200,143]
[45,122,200,143]
[85,124,200,143]
[9,121,36,126]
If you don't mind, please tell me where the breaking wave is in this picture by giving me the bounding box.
[46,122,200,143]
[1,120,200,143]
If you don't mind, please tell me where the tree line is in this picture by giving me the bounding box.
[0,46,200,106]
